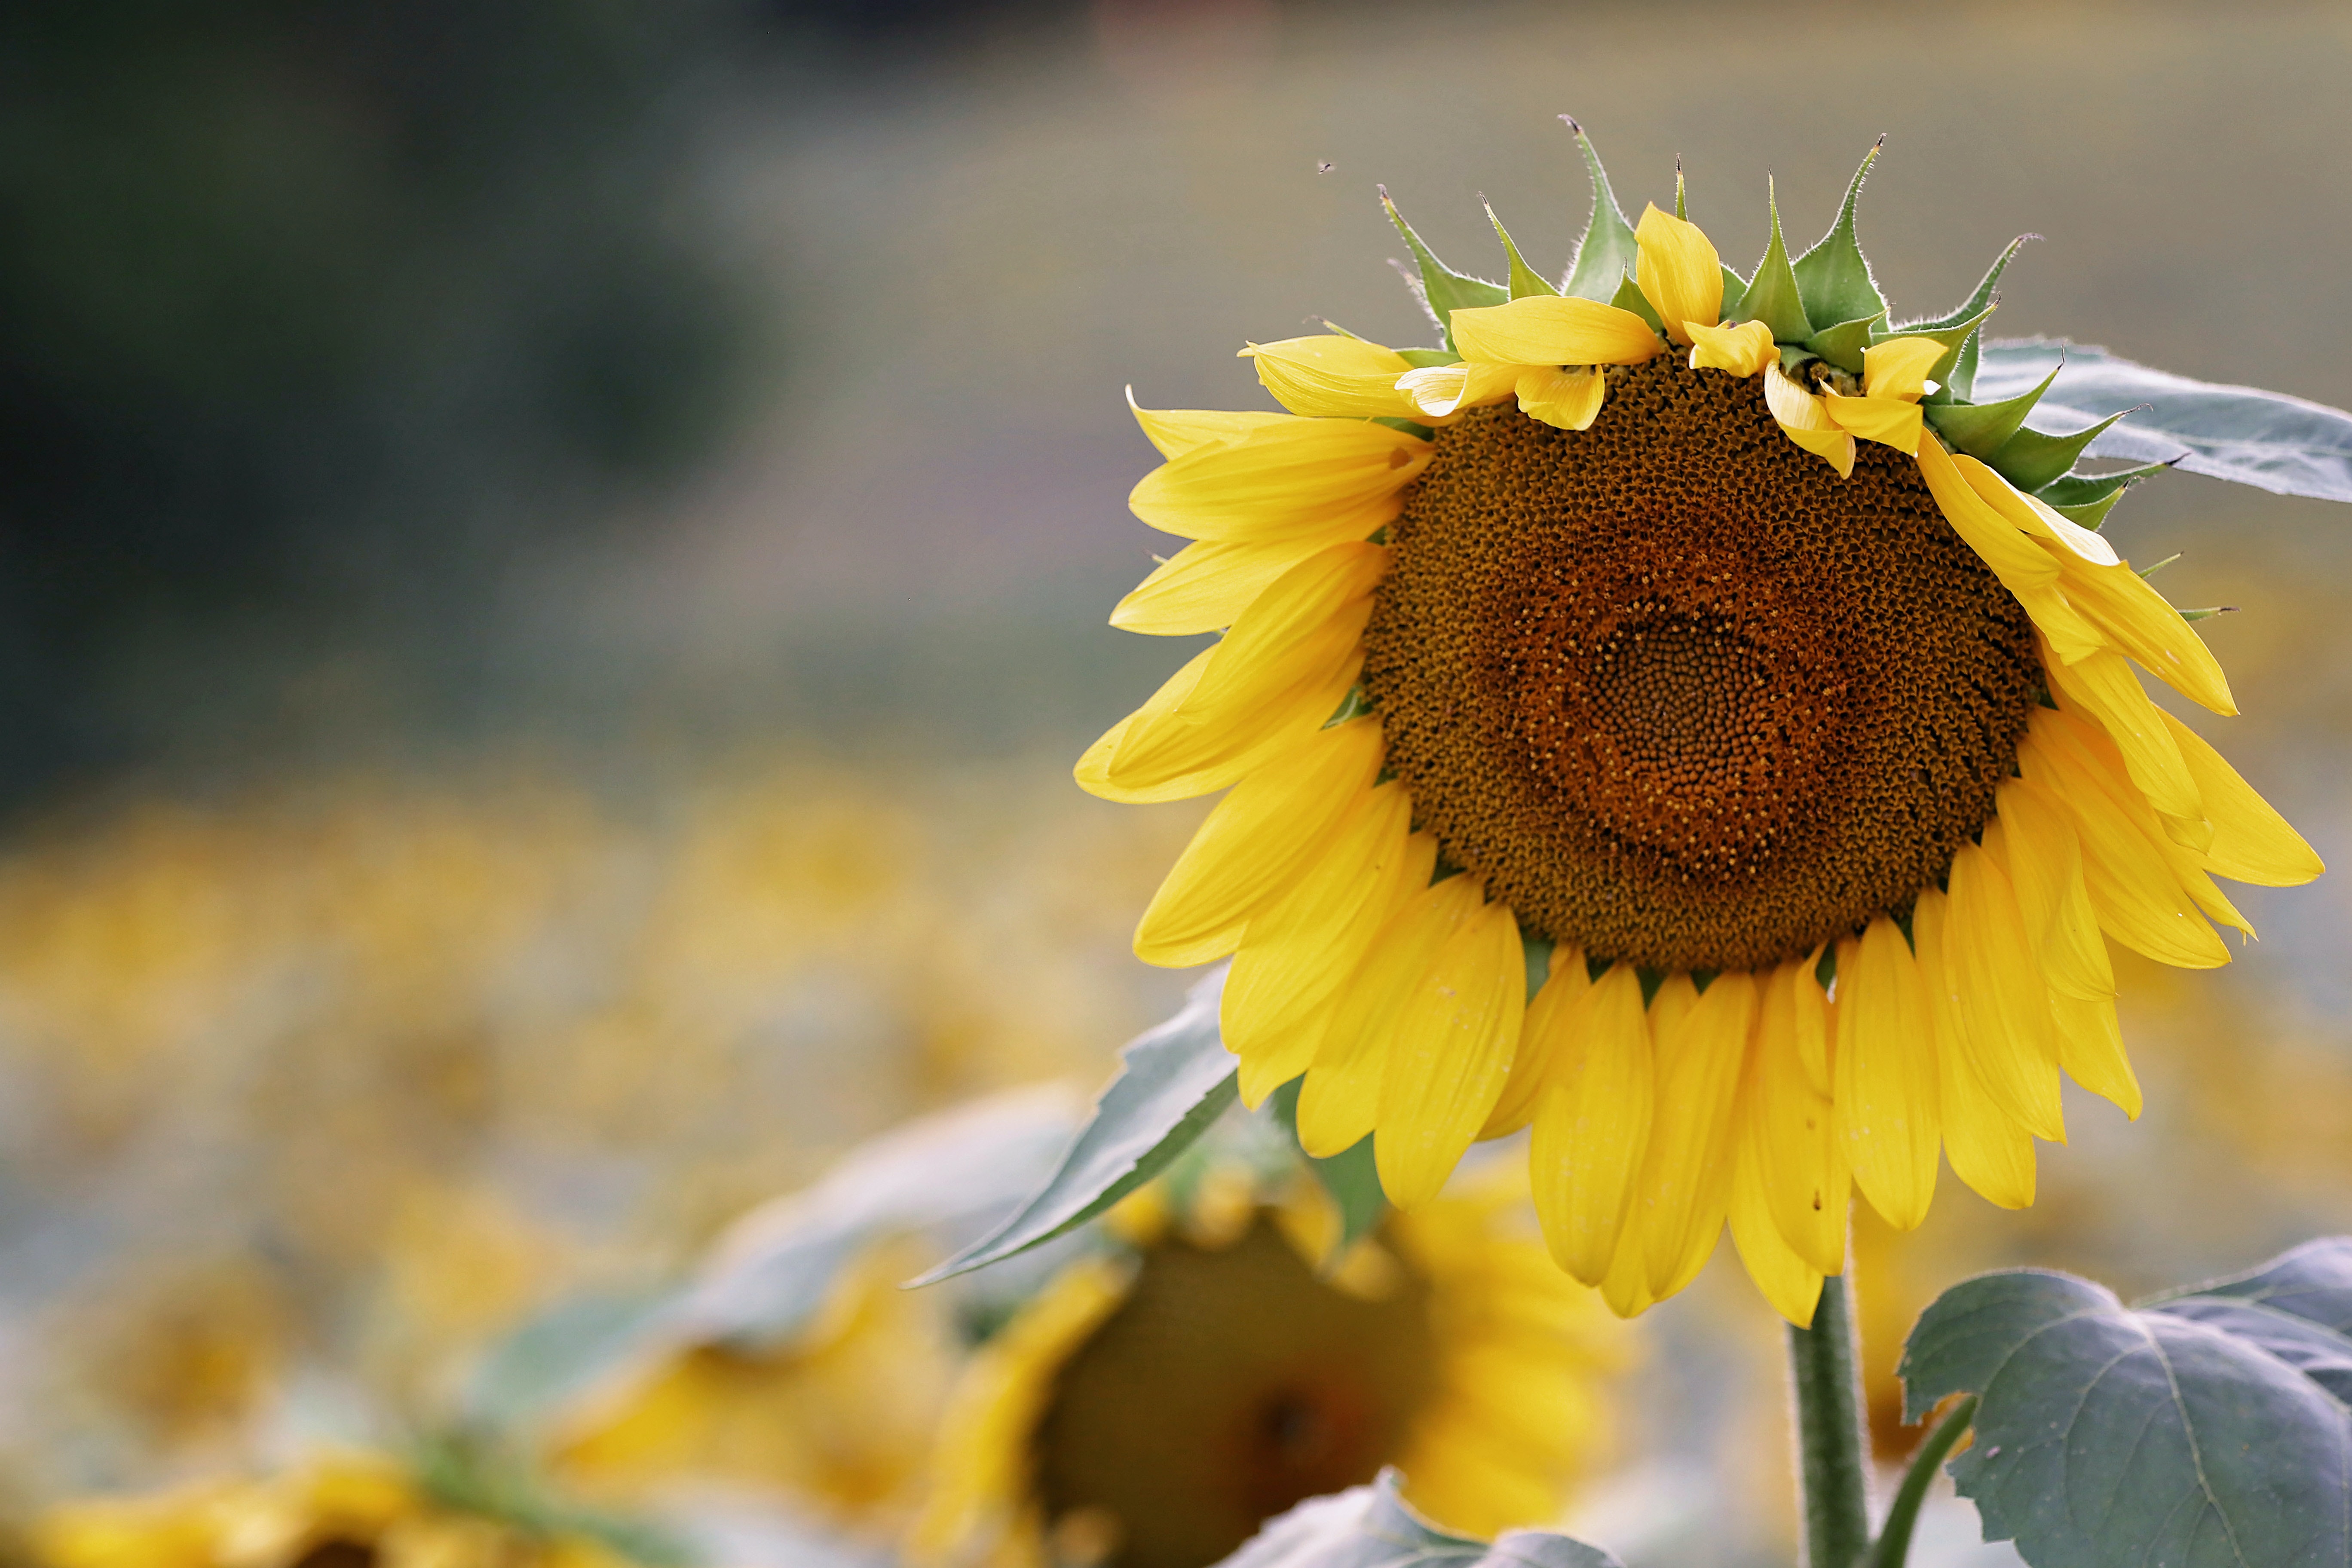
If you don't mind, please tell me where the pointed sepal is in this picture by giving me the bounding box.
[1382,186,1506,352]
[1872,304,1994,392]
[2035,459,2171,530]
[1915,235,2035,403]
[1485,200,1560,300]
[1988,407,2135,492]
[1737,176,1813,344]
[1611,270,1664,333]
[1804,310,1887,376]
[1560,116,1640,304]
[1793,137,1887,333]
[1923,360,2060,459]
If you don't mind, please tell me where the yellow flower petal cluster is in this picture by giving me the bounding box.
[906,1167,1625,1567]
[1083,192,2322,1326]
[36,1453,632,1568]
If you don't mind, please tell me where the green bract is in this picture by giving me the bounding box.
[1373,125,2352,516]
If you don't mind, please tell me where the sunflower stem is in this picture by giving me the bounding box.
[1788,1271,1873,1568]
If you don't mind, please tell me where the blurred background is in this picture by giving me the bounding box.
[4,0,2352,1561]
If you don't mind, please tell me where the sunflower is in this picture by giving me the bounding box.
[34,1451,643,1568]
[905,1164,1623,1568]
[554,1238,959,1539]
[1080,129,2323,1326]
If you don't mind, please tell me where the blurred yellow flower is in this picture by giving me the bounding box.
[35,1453,635,1568]
[907,1167,1628,1568]
[556,1241,959,1540]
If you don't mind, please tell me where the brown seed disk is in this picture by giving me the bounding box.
[1361,354,2043,973]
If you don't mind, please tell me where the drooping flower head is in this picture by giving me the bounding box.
[1082,127,2324,1324]
[907,1158,1624,1568]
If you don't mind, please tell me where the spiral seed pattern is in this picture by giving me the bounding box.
[1361,355,2042,972]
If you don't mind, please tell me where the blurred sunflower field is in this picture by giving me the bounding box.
[8,3,2352,1567]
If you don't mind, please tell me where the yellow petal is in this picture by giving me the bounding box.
[2159,710,2324,887]
[1133,719,1384,966]
[1295,872,1481,1158]
[2041,551,2236,716]
[1941,841,2067,1142]
[1528,963,1654,1286]
[1820,390,1923,455]
[1513,364,1609,431]
[1375,897,1527,1207]
[1126,389,1288,458]
[1749,959,1847,1276]
[2041,645,2207,839]
[1953,451,2123,568]
[1397,360,1520,419]
[1240,335,1420,420]
[1989,778,2115,1004]
[1791,944,1832,1097]
[1834,918,1940,1231]
[1105,540,1385,791]
[1633,204,1723,348]
[1686,319,1776,378]
[1727,1116,1828,1328]
[1111,534,1350,636]
[1914,887,2038,1209]
[1764,362,1856,478]
[2038,689,2252,938]
[1596,1210,1655,1319]
[1128,417,1429,543]
[1914,436,2105,663]
[1482,944,1587,1139]
[1224,785,1425,1104]
[1449,294,1663,368]
[1077,646,1270,803]
[2018,712,2229,968]
[1638,971,1756,1299]
[2047,988,2142,1120]
[1859,336,1946,403]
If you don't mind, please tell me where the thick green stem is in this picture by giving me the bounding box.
[1788,1272,1873,1568]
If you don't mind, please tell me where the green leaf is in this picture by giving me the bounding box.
[1923,361,2060,460]
[1976,337,2352,502]
[1396,347,1461,368]
[1736,176,1813,344]
[1265,1078,1387,1258]
[1805,310,1887,376]
[1611,271,1663,333]
[1484,200,1558,300]
[1792,137,1886,333]
[1383,186,1507,353]
[1988,408,2133,492]
[1899,1237,2352,1568]
[1559,116,1639,305]
[915,969,1240,1283]
[1218,1470,1626,1568]
[674,1083,1084,1340]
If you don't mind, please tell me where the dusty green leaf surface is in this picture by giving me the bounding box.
[1975,338,2352,501]
[1217,1471,1624,1568]
[1901,1238,2352,1568]
[918,965,1237,1282]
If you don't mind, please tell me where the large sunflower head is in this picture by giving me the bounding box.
[905,1156,1625,1568]
[1082,126,2324,1325]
